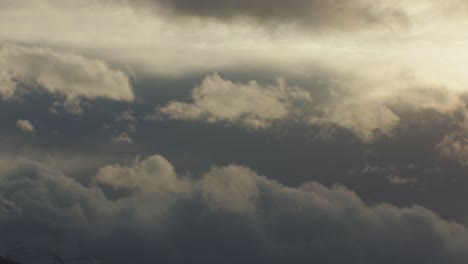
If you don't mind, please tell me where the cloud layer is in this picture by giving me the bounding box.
[2,155,468,263]
[132,0,409,31]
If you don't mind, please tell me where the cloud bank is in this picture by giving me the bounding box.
[1,155,468,263]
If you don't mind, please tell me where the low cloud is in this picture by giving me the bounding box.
[2,155,468,263]
[0,44,134,114]
[15,119,35,134]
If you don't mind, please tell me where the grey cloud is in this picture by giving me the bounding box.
[2,155,468,263]
[109,110,137,144]
[436,131,468,166]
[0,44,134,114]
[387,175,417,185]
[131,0,409,31]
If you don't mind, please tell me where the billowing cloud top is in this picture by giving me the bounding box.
[3,155,468,263]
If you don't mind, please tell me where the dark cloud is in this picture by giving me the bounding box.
[2,156,468,263]
[130,0,409,30]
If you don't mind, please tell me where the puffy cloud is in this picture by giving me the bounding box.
[94,154,191,193]
[2,155,468,263]
[199,165,259,213]
[130,0,409,31]
[156,73,311,129]
[155,73,467,143]
[15,119,35,134]
[0,44,134,114]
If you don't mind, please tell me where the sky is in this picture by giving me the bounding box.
[2,0,468,263]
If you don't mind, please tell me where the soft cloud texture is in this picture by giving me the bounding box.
[156,73,311,129]
[15,119,35,134]
[130,0,409,31]
[437,131,468,166]
[2,155,468,263]
[0,44,134,113]
[156,74,467,143]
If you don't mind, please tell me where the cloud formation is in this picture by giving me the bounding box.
[156,73,311,129]
[2,155,468,263]
[131,0,409,31]
[15,119,35,134]
[0,44,134,114]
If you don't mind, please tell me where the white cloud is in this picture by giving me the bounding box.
[0,44,134,113]
[157,73,311,129]
[16,119,35,134]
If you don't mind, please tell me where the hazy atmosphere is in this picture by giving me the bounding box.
[2,0,468,263]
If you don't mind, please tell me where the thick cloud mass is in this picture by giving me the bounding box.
[133,0,409,30]
[2,155,468,263]
[0,44,134,113]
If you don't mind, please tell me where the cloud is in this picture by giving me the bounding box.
[387,175,417,185]
[155,73,311,129]
[436,131,468,166]
[2,155,468,263]
[15,119,35,134]
[109,109,137,144]
[155,73,466,143]
[111,132,133,144]
[131,0,409,31]
[0,44,134,114]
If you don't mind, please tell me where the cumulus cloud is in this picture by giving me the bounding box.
[0,44,134,114]
[155,73,311,129]
[15,119,35,134]
[2,155,468,263]
[130,0,409,31]
[155,73,468,143]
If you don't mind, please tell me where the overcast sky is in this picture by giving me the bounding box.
[2,1,468,263]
